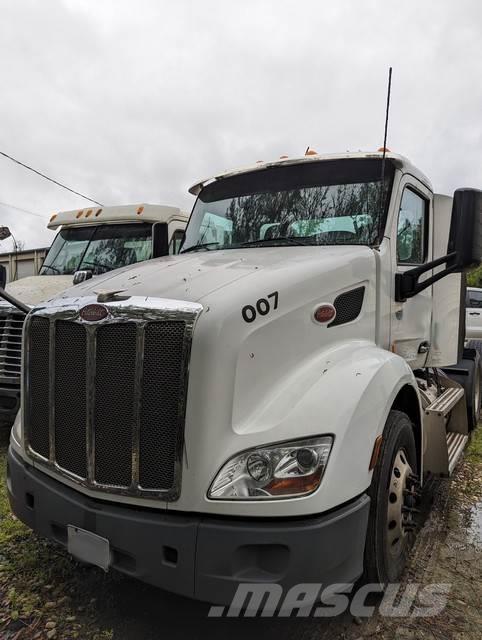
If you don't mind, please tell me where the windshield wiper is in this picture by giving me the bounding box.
[41,263,61,274]
[237,237,309,248]
[81,259,111,272]
[180,242,220,253]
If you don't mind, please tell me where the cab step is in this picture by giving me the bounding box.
[425,386,464,417]
[446,432,468,475]
[423,381,468,477]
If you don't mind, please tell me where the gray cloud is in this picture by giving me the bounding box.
[1,0,481,249]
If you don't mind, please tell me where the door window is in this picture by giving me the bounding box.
[466,289,482,308]
[169,229,185,255]
[397,189,427,265]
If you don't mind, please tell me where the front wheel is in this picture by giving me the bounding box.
[364,410,420,584]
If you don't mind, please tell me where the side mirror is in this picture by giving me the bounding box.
[73,270,93,285]
[0,264,6,289]
[0,226,11,241]
[152,222,169,257]
[447,188,482,269]
[395,188,482,302]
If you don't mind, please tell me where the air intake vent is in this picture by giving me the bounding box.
[329,287,365,328]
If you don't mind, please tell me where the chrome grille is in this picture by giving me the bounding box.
[24,297,201,500]
[0,309,25,379]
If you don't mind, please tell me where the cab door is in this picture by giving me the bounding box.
[390,178,433,369]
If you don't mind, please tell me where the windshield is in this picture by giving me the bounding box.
[182,159,394,252]
[40,223,154,275]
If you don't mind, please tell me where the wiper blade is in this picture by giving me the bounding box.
[180,242,219,253]
[238,237,308,247]
[41,263,61,274]
[81,259,110,271]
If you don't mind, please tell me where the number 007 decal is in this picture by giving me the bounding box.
[242,291,279,323]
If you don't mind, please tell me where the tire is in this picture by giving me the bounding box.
[363,410,419,584]
[461,352,480,430]
[466,341,482,427]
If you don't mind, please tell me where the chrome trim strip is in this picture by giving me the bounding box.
[23,295,203,501]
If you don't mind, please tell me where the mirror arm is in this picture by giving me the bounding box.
[395,251,458,302]
[0,287,31,314]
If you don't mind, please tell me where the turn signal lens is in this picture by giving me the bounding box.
[313,304,336,324]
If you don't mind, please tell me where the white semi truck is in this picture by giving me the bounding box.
[0,204,188,428]
[5,152,482,604]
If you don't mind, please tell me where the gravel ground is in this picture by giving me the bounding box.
[1,427,481,640]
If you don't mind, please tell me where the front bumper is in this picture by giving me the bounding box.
[8,447,370,605]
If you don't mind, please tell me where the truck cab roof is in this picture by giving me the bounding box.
[48,203,189,230]
[189,151,433,196]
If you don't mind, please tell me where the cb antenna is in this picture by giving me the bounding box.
[380,66,393,184]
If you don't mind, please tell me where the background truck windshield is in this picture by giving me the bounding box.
[183,158,394,252]
[40,223,153,275]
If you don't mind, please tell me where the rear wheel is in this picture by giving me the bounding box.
[364,410,420,584]
[465,341,482,428]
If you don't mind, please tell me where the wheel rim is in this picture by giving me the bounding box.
[386,448,419,557]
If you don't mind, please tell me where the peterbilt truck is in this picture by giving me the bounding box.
[0,204,188,429]
[6,152,482,604]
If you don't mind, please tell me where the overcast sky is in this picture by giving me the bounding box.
[0,0,481,250]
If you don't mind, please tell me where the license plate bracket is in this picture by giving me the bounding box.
[67,525,111,571]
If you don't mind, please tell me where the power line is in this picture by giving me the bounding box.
[0,200,46,219]
[0,150,103,206]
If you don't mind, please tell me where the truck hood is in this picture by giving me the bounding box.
[6,275,74,306]
[59,246,374,304]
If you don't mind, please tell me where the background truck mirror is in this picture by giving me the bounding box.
[447,188,482,269]
[0,264,6,289]
[73,270,93,285]
[0,226,12,241]
[152,222,169,257]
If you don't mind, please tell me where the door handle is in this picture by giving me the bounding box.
[469,312,480,316]
[418,341,431,354]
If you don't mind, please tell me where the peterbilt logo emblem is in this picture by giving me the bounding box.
[79,304,109,322]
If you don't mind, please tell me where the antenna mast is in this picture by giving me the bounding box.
[381,66,393,183]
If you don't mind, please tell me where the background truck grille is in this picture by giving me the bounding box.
[24,302,200,500]
[0,310,25,379]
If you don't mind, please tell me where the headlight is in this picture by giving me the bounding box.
[208,436,333,500]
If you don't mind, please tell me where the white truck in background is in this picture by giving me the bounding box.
[466,286,482,339]
[5,152,482,604]
[0,203,188,428]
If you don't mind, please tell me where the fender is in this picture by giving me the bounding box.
[200,339,422,517]
[306,345,422,510]
[301,342,422,513]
